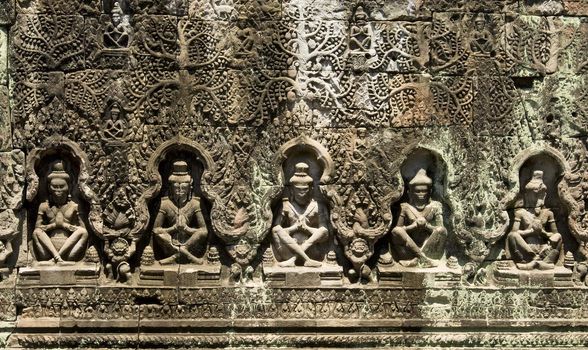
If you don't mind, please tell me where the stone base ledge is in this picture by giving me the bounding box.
[262,264,343,287]
[377,264,462,287]
[17,263,100,286]
[138,264,221,286]
[8,330,588,349]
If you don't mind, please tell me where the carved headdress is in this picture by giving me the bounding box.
[289,163,313,189]
[474,13,486,25]
[47,161,70,182]
[168,161,192,183]
[111,0,124,15]
[409,168,432,187]
[525,170,547,193]
[353,5,368,22]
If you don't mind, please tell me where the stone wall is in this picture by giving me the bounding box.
[1,0,588,348]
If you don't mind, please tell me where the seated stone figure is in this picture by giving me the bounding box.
[32,161,89,263]
[153,161,208,265]
[468,13,496,56]
[506,170,562,270]
[104,1,131,48]
[380,169,447,267]
[272,162,329,267]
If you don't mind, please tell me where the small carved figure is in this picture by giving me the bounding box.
[348,6,377,68]
[103,102,127,140]
[32,161,89,263]
[153,161,208,265]
[0,210,17,264]
[468,13,495,56]
[104,1,131,48]
[103,188,136,281]
[506,170,562,270]
[380,169,447,267]
[349,6,374,55]
[272,162,329,267]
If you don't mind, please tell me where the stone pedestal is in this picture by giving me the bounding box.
[262,264,343,287]
[138,264,221,286]
[492,261,574,287]
[377,263,462,287]
[17,262,100,285]
[0,268,11,281]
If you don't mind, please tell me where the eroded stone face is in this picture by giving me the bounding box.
[4,0,588,347]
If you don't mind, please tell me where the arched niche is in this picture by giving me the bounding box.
[387,146,452,262]
[507,147,577,258]
[26,137,97,206]
[137,136,214,219]
[25,137,99,262]
[136,136,215,262]
[272,135,334,210]
[268,136,336,266]
[396,147,450,214]
[274,135,334,186]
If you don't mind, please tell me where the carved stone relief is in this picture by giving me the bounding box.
[132,137,222,285]
[18,137,101,284]
[0,151,24,272]
[263,136,343,286]
[5,0,588,347]
[31,160,89,263]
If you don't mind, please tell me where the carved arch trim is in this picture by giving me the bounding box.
[506,144,582,242]
[26,136,102,233]
[399,145,452,206]
[504,145,572,207]
[131,135,215,237]
[274,135,335,185]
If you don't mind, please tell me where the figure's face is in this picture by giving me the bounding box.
[525,185,546,208]
[475,19,486,31]
[411,184,430,202]
[49,178,69,201]
[111,108,120,119]
[114,190,127,208]
[112,13,121,26]
[171,180,191,200]
[293,185,310,204]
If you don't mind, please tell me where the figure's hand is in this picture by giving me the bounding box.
[404,222,417,231]
[163,224,178,233]
[299,220,310,233]
[531,221,543,234]
[55,212,65,228]
[287,221,302,234]
[177,214,187,231]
